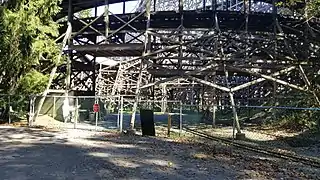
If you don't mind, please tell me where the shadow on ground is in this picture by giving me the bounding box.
[0,126,318,179]
[0,126,236,180]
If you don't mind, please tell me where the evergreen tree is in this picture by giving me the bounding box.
[0,0,62,95]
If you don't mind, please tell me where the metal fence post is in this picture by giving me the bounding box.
[53,96,56,119]
[167,114,171,137]
[74,97,78,129]
[179,101,183,136]
[120,96,124,132]
[95,98,98,131]
[30,95,36,126]
[8,95,11,124]
[28,96,33,127]
[117,97,120,129]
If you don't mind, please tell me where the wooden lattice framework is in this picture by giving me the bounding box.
[54,0,320,133]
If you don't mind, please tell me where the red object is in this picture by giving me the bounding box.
[93,103,100,112]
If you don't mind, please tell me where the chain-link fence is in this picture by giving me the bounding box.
[2,93,319,144]
[0,92,317,161]
[116,99,183,135]
[27,95,184,133]
[29,95,123,131]
[0,94,30,125]
[179,102,320,148]
[1,92,319,165]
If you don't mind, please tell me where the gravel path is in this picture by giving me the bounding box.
[0,126,236,180]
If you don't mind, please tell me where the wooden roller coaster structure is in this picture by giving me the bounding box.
[51,0,320,134]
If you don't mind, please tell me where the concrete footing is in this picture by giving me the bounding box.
[235,132,246,140]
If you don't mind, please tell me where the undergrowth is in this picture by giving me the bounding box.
[267,93,320,132]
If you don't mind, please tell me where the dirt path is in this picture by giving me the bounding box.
[0,126,236,180]
[0,125,319,180]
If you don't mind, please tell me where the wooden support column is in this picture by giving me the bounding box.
[244,0,249,62]
[211,0,217,128]
[129,0,151,130]
[153,0,156,11]
[272,0,277,58]
[178,0,184,70]
[92,59,96,95]
[64,0,73,123]
[122,0,125,14]
[94,0,98,16]
[130,62,144,130]
[229,90,242,134]
[223,64,243,139]
[104,0,109,44]
[65,0,73,94]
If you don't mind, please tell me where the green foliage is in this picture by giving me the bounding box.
[306,0,320,17]
[277,0,302,6]
[16,70,49,95]
[0,0,62,94]
[0,0,63,120]
[78,9,92,18]
[279,0,320,17]
[270,94,320,131]
[277,110,319,131]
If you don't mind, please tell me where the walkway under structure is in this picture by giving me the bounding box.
[53,0,320,135]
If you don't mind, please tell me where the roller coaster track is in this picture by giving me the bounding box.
[56,0,306,18]
[62,10,320,60]
[57,0,320,65]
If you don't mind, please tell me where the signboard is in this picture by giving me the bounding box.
[93,103,100,112]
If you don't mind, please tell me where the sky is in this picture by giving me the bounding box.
[87,1,140,65]
[95,0,139,15]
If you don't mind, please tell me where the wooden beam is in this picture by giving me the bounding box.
[227,66,307,92]
[73,13,104,38]
[70,43,144,52]
[140,62,220,89]
[186,76,230,92]
[231,66,296,92]
[298,65,320,106]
